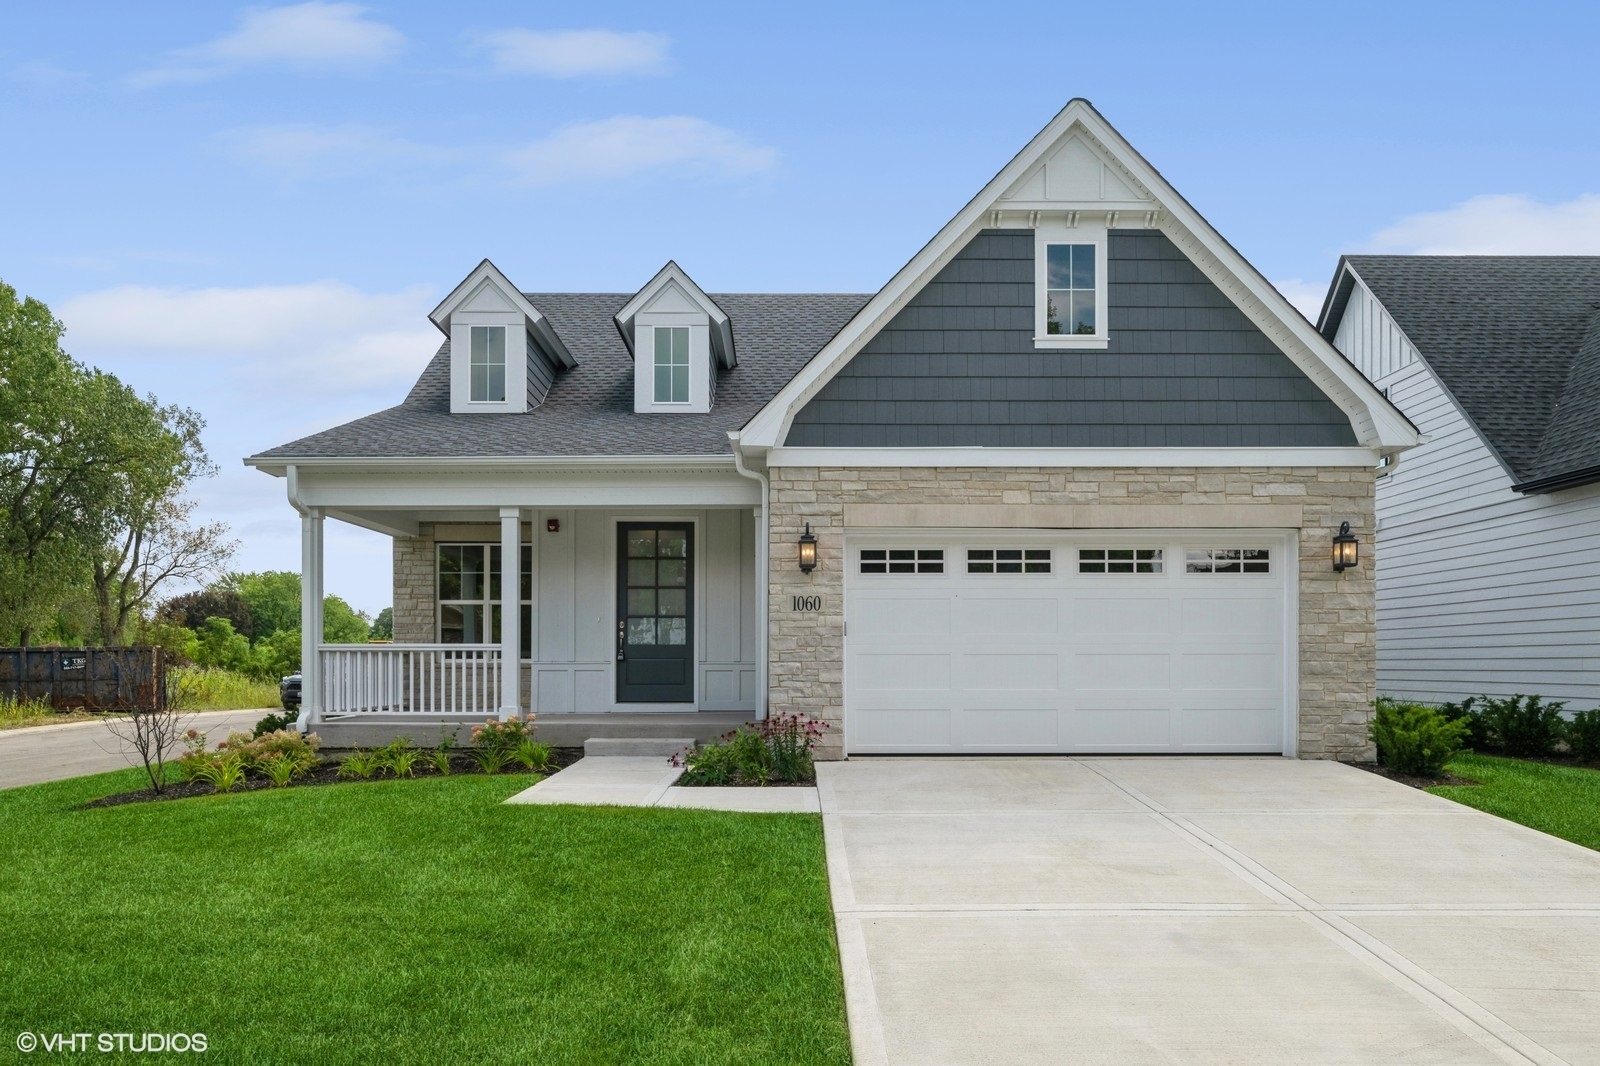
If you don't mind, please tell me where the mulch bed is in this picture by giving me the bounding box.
[675,775,817,788]
[80,747,586,809]
[1350,761,1478,790]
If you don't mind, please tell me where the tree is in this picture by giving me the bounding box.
[323,595,372,645]
[370,607,393,640]
[0,280,219,645]
[160,587,255,638]
[92,495,236,645]
[230,571,302,640]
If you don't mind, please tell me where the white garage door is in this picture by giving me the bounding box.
[845,531,1294,755]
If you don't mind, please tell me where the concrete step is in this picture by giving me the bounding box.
[584,737,695,758]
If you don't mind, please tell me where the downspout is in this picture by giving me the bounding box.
[284,465,316,736]
[728,432,769,721]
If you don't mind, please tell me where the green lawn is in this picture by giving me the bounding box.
[1431,753,1600,851]
[0,770,850,1065]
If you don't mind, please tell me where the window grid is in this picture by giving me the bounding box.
[859,548,944,575]
[1078,548,1164,574]
[1046,243,1097,336]
[437,543,533,658]
[653,326,690,403]
[967,548,1052,574]
[469,325,506,402]
[1185,548,1271,574]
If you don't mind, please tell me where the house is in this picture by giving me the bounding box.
[246,99,1419,760]
[1319,256,1600,707]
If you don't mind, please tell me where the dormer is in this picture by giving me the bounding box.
[613,261,734,414]
[429,259,576,414]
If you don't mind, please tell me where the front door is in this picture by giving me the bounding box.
[616,523,694,703]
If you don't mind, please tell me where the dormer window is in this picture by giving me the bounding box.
[654,326,690,403]
[1034,223,1108,349]
[470,325,507,402]
[614,261,736,415]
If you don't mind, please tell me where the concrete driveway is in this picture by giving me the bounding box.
[0,709,267,790]
[817,757,1600,1066]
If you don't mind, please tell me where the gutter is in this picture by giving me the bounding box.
[1512,464,1600,496]
[728,432,769,722]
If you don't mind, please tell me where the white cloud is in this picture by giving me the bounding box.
[1270,277,1328,321]
[57,280,439,394]
[1365,193,1600,255]
[472,28,670,78]
[8,59,90,88]
[221,124,443,178]
[507,115,775,187]
[132,2,406,86]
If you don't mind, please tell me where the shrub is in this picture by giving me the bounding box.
[337,749,381,781]
[259,753,297,787]
[429,735,456,776]
[511,737,553,772]
[375,738,421,778]
[676,714,829,786]
[192,750,248,793]
[1369,699,1471,777]
[253,711,297,737]
[470,715,537,774]
[1568,709,1600,763]
[1434,696,1489,750]
[176,728,321,787]
[1477,694,1567,758]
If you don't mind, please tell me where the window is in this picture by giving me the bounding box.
[437,543,533,657]
[1046,244,1097,336]
[469,326,506,402]
[1078,548,1163,574]
[653,326,690,403]
[1185,548,1271,574]
[859,548,944,574]
[967,548,1051,574]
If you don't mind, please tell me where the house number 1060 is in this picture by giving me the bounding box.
[791,595,822,612]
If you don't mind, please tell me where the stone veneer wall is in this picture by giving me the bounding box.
[392,523,437,645]
[766,467,1377,762]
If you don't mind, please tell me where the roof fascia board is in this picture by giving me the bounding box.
[740,100,1419,452]
[766,446,1383,469]
[613,261,736,368]
[428,259,576,369]
[244,453,739,477]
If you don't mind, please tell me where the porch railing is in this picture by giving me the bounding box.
[318,644,502,716]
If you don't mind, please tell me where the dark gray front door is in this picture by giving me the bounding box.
[616,523,694,703]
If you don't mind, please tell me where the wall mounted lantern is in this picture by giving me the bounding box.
[1332,521,1359,572]
[797,523,818,574]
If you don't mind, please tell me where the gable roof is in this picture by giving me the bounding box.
[428,258,577,369]
[247,292,868,467]
[737,98,1420,454]
[1321,256,1600,492]
[613,261,737,369]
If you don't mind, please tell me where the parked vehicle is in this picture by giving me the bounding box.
[280,673,301,711]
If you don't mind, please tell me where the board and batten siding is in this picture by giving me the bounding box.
[786,229,1356,448]
[1335,280,1600,706]
[393,509,759,712]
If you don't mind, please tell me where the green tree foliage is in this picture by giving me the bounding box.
[161,588,256,638]
[0,280,229,645]
[229,571,302,640]
[370,607,393,640]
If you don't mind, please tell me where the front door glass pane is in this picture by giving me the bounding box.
[622,526,690,647]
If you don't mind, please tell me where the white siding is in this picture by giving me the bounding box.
[1336,278,1600,707]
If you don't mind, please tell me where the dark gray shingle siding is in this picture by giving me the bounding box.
[253,292,870,459]
[786,230,1356,448]
[1339,256,1600,486]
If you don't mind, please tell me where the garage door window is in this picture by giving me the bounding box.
[1185,548,1271,574]
[1078,548,1163,574]
[859,548,944,574]
[967,548,1051,574]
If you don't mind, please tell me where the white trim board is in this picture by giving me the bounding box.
[766,447,1384,469]
[737,99,1420,455]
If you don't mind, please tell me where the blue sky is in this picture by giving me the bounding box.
[5,1,1599,616]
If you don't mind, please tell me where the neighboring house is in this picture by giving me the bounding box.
[247,99,1419,760]
[1319,257,1600,707]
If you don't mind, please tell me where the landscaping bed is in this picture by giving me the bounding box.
[82,746,585,809]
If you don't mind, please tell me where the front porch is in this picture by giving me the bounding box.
[286,458,768,735]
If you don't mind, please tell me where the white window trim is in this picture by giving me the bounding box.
[652,325,692,406]
[1033,224,1109,350]
[436,542,534,659]
[468,325,508,404]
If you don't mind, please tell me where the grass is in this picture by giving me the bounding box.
[1430,752,1600,851]
[170,667,280,711]
[0,770,850,1065]
[0,693,65,730]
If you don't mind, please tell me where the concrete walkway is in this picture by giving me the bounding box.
[819,757,1600,1066]
[505,756,820,812]
[0,709,268,790]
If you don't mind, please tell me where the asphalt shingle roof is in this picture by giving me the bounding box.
[1333,256,1600,488]
[252,292,871,460]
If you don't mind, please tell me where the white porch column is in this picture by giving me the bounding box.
[499,506,521,721]
[298,507,324,732]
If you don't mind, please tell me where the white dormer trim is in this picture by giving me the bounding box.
[737,99,1422,456]
[430,259,575,415]
[614,261,735,369]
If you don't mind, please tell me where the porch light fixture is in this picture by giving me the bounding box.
[797,523,818,574]
[546,518,560,533]
[1332,521,1359,572]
